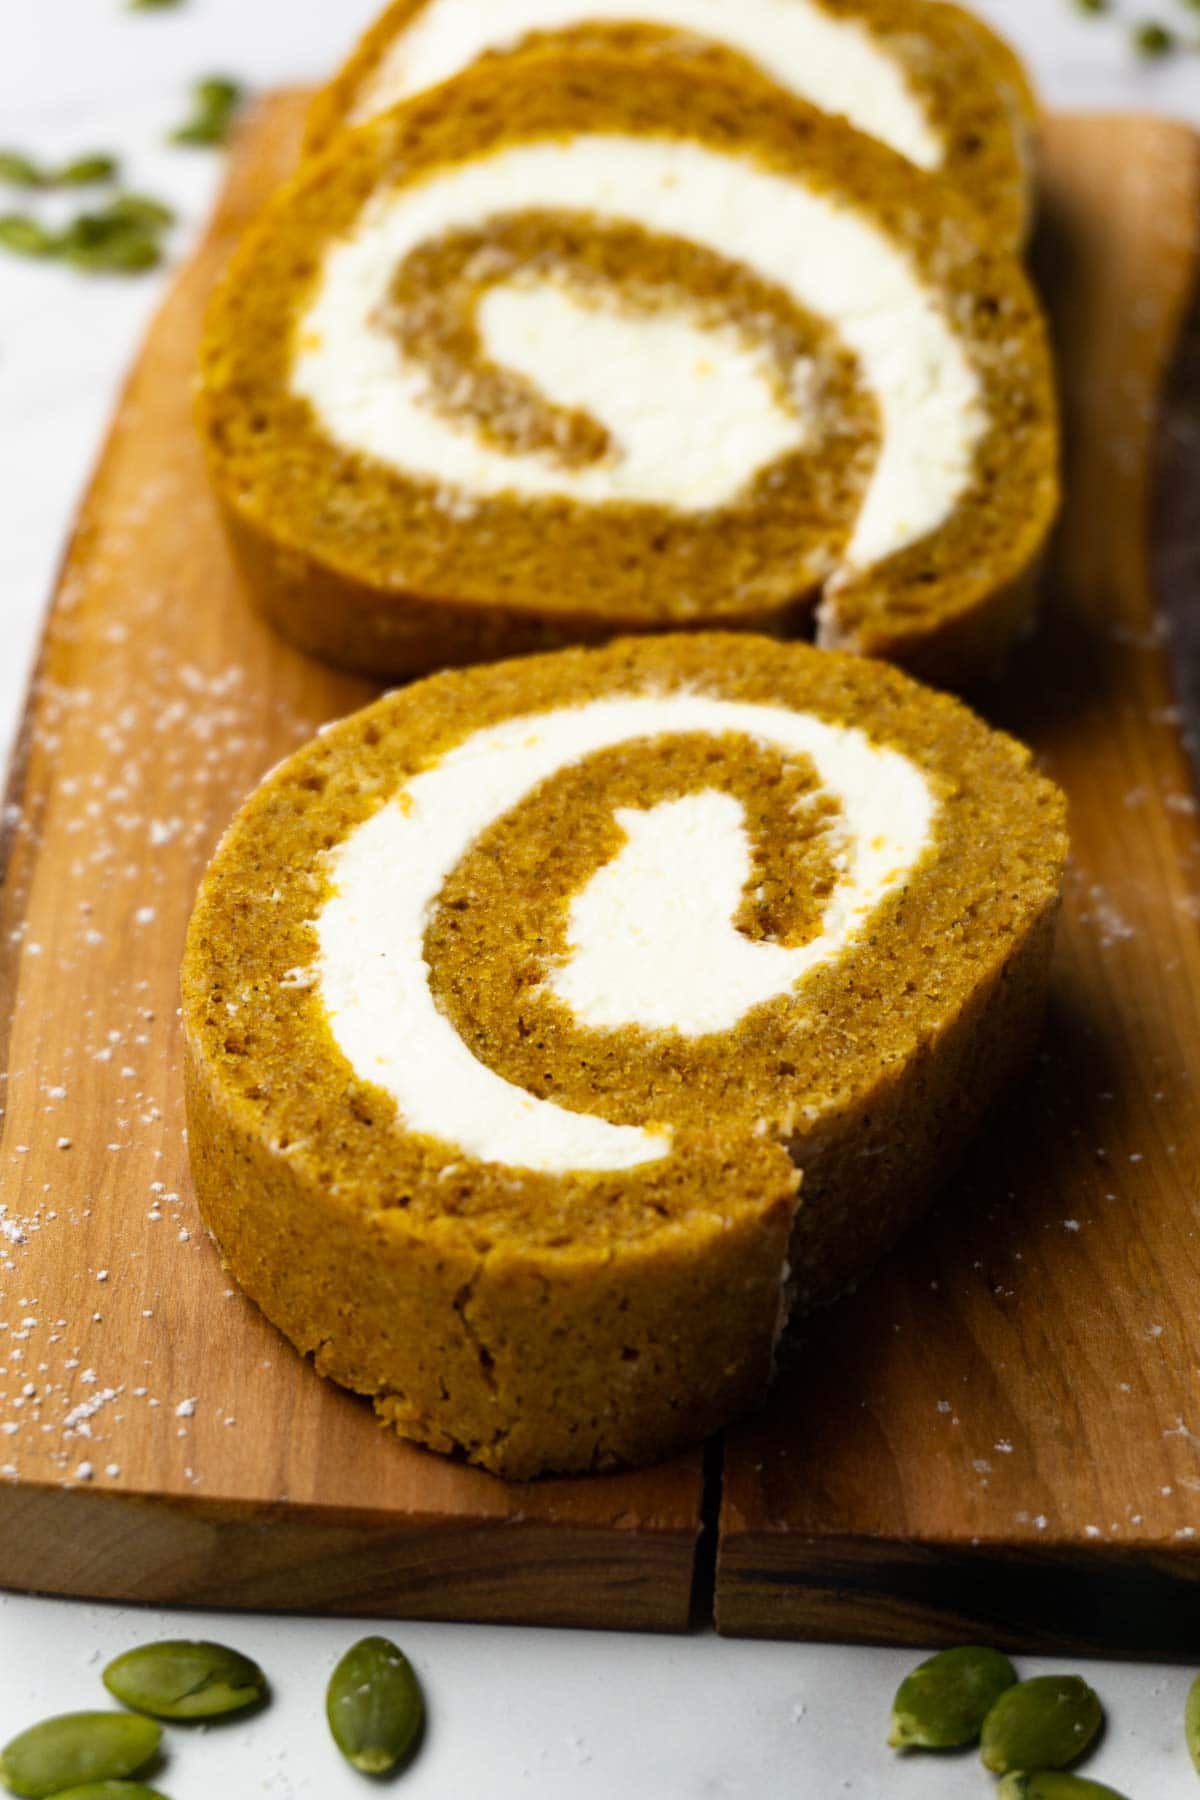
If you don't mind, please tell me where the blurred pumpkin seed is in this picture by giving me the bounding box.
[0,215,58,257]
[57,155,120,186]
[170,77,243,147]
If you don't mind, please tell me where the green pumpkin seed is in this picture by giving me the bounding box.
[170,121,220,146]
[981,1676,1103,1776]
[326,1636,424,1776]
[997,1774,1130,1800]
[195,77,241,111]
[1132,20,1174,55]
[169,77,243,148]
[0,151,121,190]
[0,153,45,189]
[888,1645,1017,1750]
[103,1639,266,1721]
[46,1786,171,1799]
[56,155,120,187]
[0,1712,161,1798]
[0,215,59,258]
[62,228,161,273]
[58,203,163,272]
[103,195,174,230]
[1185,1672,1200,1775]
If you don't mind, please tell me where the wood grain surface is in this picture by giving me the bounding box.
[3,95,1200,1651]
[0,92,704,1632]
[716,115,1200,1656]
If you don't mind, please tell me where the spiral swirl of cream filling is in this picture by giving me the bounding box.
[350,0,943,173]
[291,136,986,571]
[314,694,936,1174]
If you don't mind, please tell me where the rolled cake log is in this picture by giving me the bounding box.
[304,0,1037,249]
[182,634,1068,1479]
[197,57,1058,690]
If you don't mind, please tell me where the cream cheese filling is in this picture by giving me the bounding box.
[314,693,936,1174]
[477,284,806,508]
[351,0,943,173]
[291,135,986,569]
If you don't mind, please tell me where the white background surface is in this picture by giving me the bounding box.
[2,2,1200,1795]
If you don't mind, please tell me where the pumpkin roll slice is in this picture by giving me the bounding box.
[305,0,1037,248]
[198,58,1057,690]
[182,634,1067,1479]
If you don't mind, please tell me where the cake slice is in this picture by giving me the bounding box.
[304,0,1037,248]
[182,634,1068,1478]
[197,55,1058,689]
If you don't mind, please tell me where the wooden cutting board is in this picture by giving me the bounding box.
[717,114,1200,1658]
[1,94,1199,1653]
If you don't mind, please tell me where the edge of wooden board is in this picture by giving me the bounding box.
[714,1533,1200,1659]
[0,1484,702,1630]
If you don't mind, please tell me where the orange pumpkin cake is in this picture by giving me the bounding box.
[197,55,1058,690]
[304,0,1037,249]
[182,634,1068,1478]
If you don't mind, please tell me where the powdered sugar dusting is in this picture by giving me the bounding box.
[0,450,340,1498]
